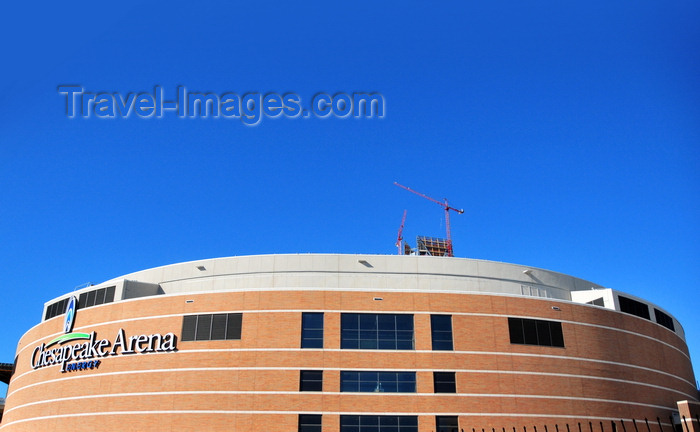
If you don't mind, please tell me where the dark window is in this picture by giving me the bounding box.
[299,414,322,432]
[436,416,459,432]
[182,315,197,341]
[433,372,456,393]
[45,286,116,321]
[586,297,605,307]
[300,370,323,392]
[340,415,418,432]
[618,296,650,320]
[195,314,213,340]
[431,315,454,350]
[508,317,564,348]
[341,313,414,350]
[105,286,116,303]
[94,288,106,305]
[226,313,243,339]
[78,292,87,309]
[654,309,675,332]
[86,290,96,308]
[340,371,416,393]
[182,313,242,341]
[44,298,69,320]
[301,312,324,348]
[211,314,228,340]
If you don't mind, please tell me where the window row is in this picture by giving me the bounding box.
[302,313,453,351]
[299,415,458,432]
[299,370,456,393]
[179,312,566,351]
[44,286,116,321]
[618,295,676,332]
[181,313,242,341]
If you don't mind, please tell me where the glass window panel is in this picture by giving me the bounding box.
[366,381,384,392]
[359,372,376,381]
[386,382,401,392]
[377,314,396,330]
[304,339,324,349]
[342,329,359,339]
[618,296,650,320]
[378,340,396,350]
[434,372,456,393]
[654,308,675,331]
[377,330,395,340]
[298,414,322,432]
[341,314,359,329]
[432,340,453,351]
[78,293,88,309]
[210,314,227,340]
[401,417,418,426]
[437,416,459,432]
[359,314,378,330]
[300,370,323,392]
[398,372,415,382]
[359,339,378,349]
[182,315,197,341]
[508,318,524,344]
[396,330,414,340]
[431,315,451,331]
[195,314,212,340]
[341,371,357,380]
[226,313,242,340]
[522,319,538,345]
[395,315,413,330]
[362,416,380,426]
[104,286,116,303]
[302,312,324,329]
[360,330,377,339]
[536,320,552,346]
[382,417,399,426]
[396,340,414,350]
[397,381,415,392]
[94,288,106,306]
[341,339,358,349]
[342,415,360,426]
[550,322,564,347]
[302,312,323,348]
[302,329,324,339]
[85,290,95,307]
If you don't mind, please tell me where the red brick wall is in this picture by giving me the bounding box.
[1,290,695,432]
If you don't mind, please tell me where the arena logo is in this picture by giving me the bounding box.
[31,295,177,373]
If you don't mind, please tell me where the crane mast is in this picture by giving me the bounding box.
[394,182,464,257]
[396,210,407,255]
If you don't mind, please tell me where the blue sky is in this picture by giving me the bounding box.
[1,1,698,395]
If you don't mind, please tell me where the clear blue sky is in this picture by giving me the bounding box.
[1,1,698,395]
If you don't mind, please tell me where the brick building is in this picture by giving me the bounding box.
[1,254,697,432]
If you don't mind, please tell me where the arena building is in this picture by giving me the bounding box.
[1,254,698,432]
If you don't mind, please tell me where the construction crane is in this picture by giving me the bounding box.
[394,182,464,257]
[395,210,407,255]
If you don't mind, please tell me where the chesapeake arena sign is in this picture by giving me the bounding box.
[31,296,177,373]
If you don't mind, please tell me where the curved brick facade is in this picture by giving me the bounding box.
[1,254,696,432]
